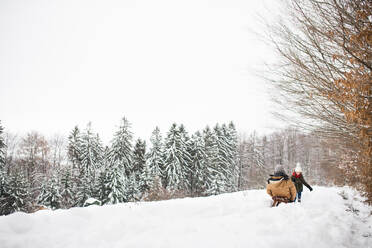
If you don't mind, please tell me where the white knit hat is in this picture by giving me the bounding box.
[295,162,302,173]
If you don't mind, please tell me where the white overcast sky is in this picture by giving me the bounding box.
[0,0,284,144]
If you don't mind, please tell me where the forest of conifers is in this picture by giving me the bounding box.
[0,117,345,215]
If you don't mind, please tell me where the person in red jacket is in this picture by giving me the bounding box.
[291,163,313,202]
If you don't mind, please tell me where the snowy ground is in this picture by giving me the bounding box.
[0,186,371,248]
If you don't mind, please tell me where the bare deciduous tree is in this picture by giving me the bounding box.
[267,0,371,202]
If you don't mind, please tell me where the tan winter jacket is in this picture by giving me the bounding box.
[267,176,297,202]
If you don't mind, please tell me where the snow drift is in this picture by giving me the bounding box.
[0,186,371,248]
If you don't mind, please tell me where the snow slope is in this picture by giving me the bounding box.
[0,187,371,248]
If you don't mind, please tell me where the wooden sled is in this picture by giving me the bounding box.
[272,196,290,207]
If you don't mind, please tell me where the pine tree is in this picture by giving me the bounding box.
[178,124,193,192]
[80,123,104,176]
[126,173,139,201]
[139,162,152,197]
[0,121,7,200]
[67,126,83,172]
[189,131,208,195]
[163,124,192,192]
[60,169,74,209]
[202,126,220,194]
[178,124,190,146]
[96,169,108,204]
[1,171,30,215]
[108,117,133,177]
[145,127,165,188]
[225,122,239,191]
[212,124,230,193]
[132,138,147,194]
[104,167,126,204]
[218,123,239,192]
[38,174,62,210]
[205,172,225,195]
[0,167,7,201]
[93,146,112,203]
[75,173,92,207]
[0,121,5,168]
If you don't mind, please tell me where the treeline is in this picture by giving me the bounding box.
[0,118,349,215]
[0,119,239,215]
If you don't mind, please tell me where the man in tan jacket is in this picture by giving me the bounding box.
[267,164,297,205]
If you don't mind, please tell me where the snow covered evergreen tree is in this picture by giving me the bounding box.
[178,124,190,146]
[132,138,147,193]
[0,121,7,200]
[80,123,104,176]
[93,146,112,203]
[224,122,239,191]
[0,167,7,203]
[205,172,226,195]
[189,131,208,195]
[0,171,30,215]
[37,174,62,210]
[212,124,231,193]
[145,127,165,188]
[163,124,192,192]
[78,123,104,200]
[96,169,108,204]
[202,126,219,194]
[139,162,152,197]
[178,124,193,192]
[126,173,139,201]
[75,173,93,207]
[60,169,74,209]
[108,117,133,177]
[0,121,5,168]
[104,167,126,204]
[67,126,83,172]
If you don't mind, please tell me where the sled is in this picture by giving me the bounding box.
[271,196,290,207]
[30,205,49,213]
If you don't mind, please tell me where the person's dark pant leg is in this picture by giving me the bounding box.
[294,192,302,202]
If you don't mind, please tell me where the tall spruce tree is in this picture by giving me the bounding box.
[104,167,126,204]
[144,127,164,189]
[178,124,193,192]
[205,172,226,195]
[178,124,190,146]
[0,121,5,168]
[139,162,152,197]
[126,173,139,201]
[132,138,147,194]
[202,126,220,194]
[212,124,230,193]
[108,117,133,177]
[1,171,30,215]
[96,169,108,204]
[79,123,104,200]
[0,121,7,200]
[225,122,239,191]
[80,123,104,176]
[132,139,146,177]
[189,131,208,195]
[163,124,192,192]
[75,173,92,207]
[0,168,7,204]
[67,126,83,172]
[60,169,74,209]
[38,174,62,210]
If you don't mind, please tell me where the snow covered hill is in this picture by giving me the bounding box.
[0,187,371,248]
